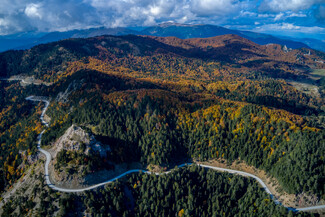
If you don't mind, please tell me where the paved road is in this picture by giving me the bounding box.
[26,96,325,212]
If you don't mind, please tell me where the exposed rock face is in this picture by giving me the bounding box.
[49,125,111,187]
[282,45,288,53]
[56,80,83,103]
[52,124,110,158]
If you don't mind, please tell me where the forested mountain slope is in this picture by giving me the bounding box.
[0,34,324,216]
[141,23,310,50]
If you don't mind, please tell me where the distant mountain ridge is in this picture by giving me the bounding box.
[1,23,325,52]
[141,23,309,50]
[13,27,138,51]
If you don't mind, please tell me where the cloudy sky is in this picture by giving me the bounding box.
[0,0,325,39]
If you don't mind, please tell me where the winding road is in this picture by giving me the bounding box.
[26,96,325,212]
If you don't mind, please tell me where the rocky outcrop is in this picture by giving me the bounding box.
[51,124,110,158]
[49,124,111,187]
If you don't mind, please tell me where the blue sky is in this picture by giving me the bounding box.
[0,0,325,40]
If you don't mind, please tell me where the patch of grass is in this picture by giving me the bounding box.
[310,69,325,77]
[287,80,320,98]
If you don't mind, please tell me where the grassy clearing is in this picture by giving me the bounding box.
[310,69,325,77]
[287,80,320,98]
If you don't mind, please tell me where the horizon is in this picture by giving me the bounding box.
[1,22,324,42]
[0,0,325,40]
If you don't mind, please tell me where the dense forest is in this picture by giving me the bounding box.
[0,34,324,215]
[1,166,318,216]
[0,81,48,192]
[36,69,324,198]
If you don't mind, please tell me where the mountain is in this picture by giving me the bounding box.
[0,31,46,52]
[0,27,137,52]
[13,27,138,51]
[0,23,320,53]
[140,23,309,50]
[0,34,324,216]
[140,23,238,38]
[34,27,137,44]
[0,38,35,52]
[283,37,325,53]
[3,34,323,80]
[237,30,309,50]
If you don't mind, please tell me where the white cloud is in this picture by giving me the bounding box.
[240,11,257,17]
[150,6,161,16]
[260,0,325,12]
[190,0,244,17]
[281,23,301,30]
[289,12,307,17]
[255,23,325,33]
[274,13,284,21]
[25,3,42,19]
[258,14,273,18]
[0,0,323,39]
[0,18,9,27]
[83,0,248,28]
[273,11,307,21]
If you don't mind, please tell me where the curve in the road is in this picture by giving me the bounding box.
[26,96,325,212]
